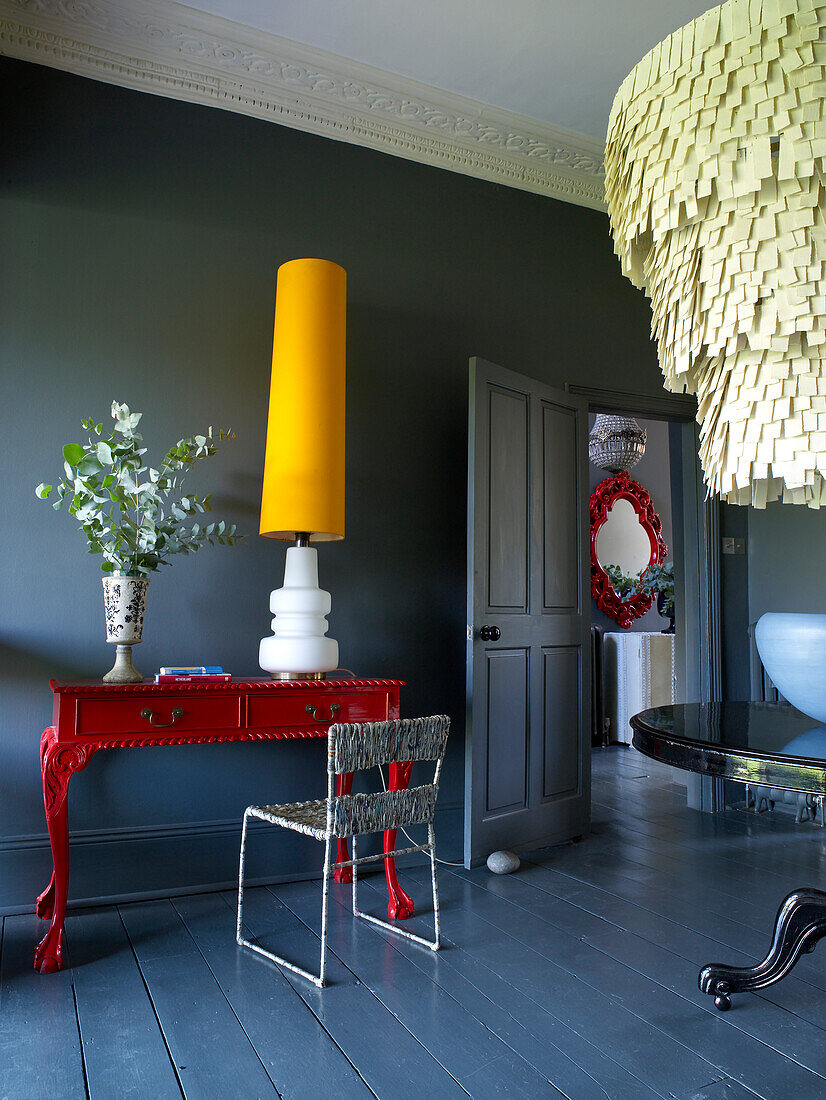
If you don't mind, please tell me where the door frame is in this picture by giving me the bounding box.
[567,384,723,810]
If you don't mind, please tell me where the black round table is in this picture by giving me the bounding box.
[630,702,826,1011]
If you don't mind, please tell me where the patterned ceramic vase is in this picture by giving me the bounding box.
[101,574,149,683]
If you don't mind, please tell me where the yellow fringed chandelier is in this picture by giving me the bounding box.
[605,0,826,509]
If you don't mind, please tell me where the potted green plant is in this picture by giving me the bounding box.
[36,401,242,682]
[604,561,675,633]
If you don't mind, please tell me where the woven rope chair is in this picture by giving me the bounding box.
[236,715,450,987]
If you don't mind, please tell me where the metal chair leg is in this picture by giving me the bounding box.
[429,824,441,949]
[236,808,251,944]
[318,836,332,988]
[351,835,359,916]
[352,837,441,952]
[236,809,327,988]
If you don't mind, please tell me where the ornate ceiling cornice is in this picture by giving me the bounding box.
[0,0,607,212]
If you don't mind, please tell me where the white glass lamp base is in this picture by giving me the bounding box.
[259,546,339,679]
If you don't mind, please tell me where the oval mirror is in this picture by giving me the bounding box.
[590,471,667,628]
[595,497,653,578]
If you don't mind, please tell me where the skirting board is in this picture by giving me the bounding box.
[0,803,462,915]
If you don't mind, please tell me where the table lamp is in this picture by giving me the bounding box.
[258,258,346,679]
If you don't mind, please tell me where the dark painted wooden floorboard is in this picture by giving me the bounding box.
[591,774,826,863]
[382,872,721,1097]
[680,1080,764,1100]
[596,789,826,882]
[577,823,826,995]
[514,856,826,1009]
[556,826,797,934]
[0,914,87,1100]
[544,831,826,1001]
[4,748,825,1100]
[611,817,826,900]
[459,863,826,1086]
[66,907,183,1100]
[171,892,375,1100]
[411,867,826,1100]
[228,885,470,1099]
[605,801,826,887]
[530,831,826,995]
[348,872,669,1100]
[267,879,564,1099]
[593,818,826,884]
[119,899,280,1099]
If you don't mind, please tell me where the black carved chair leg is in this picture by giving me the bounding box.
[699,888,826,1011]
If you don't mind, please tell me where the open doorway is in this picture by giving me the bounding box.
[588,412,685,769]
[570,384,722,810]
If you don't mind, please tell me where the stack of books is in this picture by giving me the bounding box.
[154,666,232,684]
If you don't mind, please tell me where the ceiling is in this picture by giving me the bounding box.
[190,0,717,142]
[0,0,718,209]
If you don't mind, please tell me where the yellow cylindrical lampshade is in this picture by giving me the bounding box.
[260,258,346,541]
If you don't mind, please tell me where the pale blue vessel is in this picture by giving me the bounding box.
[755,613,826,724]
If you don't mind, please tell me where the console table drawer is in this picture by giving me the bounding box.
[75,696,243,737]
[247,691,390,731]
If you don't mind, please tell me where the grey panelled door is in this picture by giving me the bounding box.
[465,357,590,866]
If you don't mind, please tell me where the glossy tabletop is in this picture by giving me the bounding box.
[631,702,826,796]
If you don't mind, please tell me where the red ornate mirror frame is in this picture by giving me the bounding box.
[590,471,667,628]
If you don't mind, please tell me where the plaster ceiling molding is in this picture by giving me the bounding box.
[605,0,826,509]
[0,0,607,210]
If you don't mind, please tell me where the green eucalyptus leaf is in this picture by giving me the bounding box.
[43,404,241,573]
[63,443,86,466]
[77,456,102,478]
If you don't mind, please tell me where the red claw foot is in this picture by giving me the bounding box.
[34,926,64,973]
[333,867,353,885]
[388,884,415,921]
[388,899,415,920]
[36,873,56,920]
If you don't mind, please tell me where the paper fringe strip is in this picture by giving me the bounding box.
[605,0,826,509]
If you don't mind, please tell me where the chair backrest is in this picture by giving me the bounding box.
[328,715,450,774]
[325,716,450,838]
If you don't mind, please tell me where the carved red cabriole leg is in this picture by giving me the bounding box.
[334,772,354,884]
[35,729,57,919]
[34,737,96,973]
[385,759,415,919]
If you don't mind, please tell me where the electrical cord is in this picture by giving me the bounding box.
[377,763,465,868]
[327,670,464,866]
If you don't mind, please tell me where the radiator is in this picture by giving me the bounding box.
[603,632,677,745]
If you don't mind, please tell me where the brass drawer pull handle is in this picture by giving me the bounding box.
[140,706,183,728]
[305,703,341,721]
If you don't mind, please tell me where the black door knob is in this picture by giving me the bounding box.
[479,625,501,641]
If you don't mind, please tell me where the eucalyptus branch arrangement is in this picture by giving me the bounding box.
[605,561,675,613]
[36,401,242,576]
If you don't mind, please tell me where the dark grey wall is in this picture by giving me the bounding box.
[1,57,670,908]
[720,503,751,700]
[748,505,826,620]
[588,415,675,634]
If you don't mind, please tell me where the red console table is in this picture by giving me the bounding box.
[35,677,411,973]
